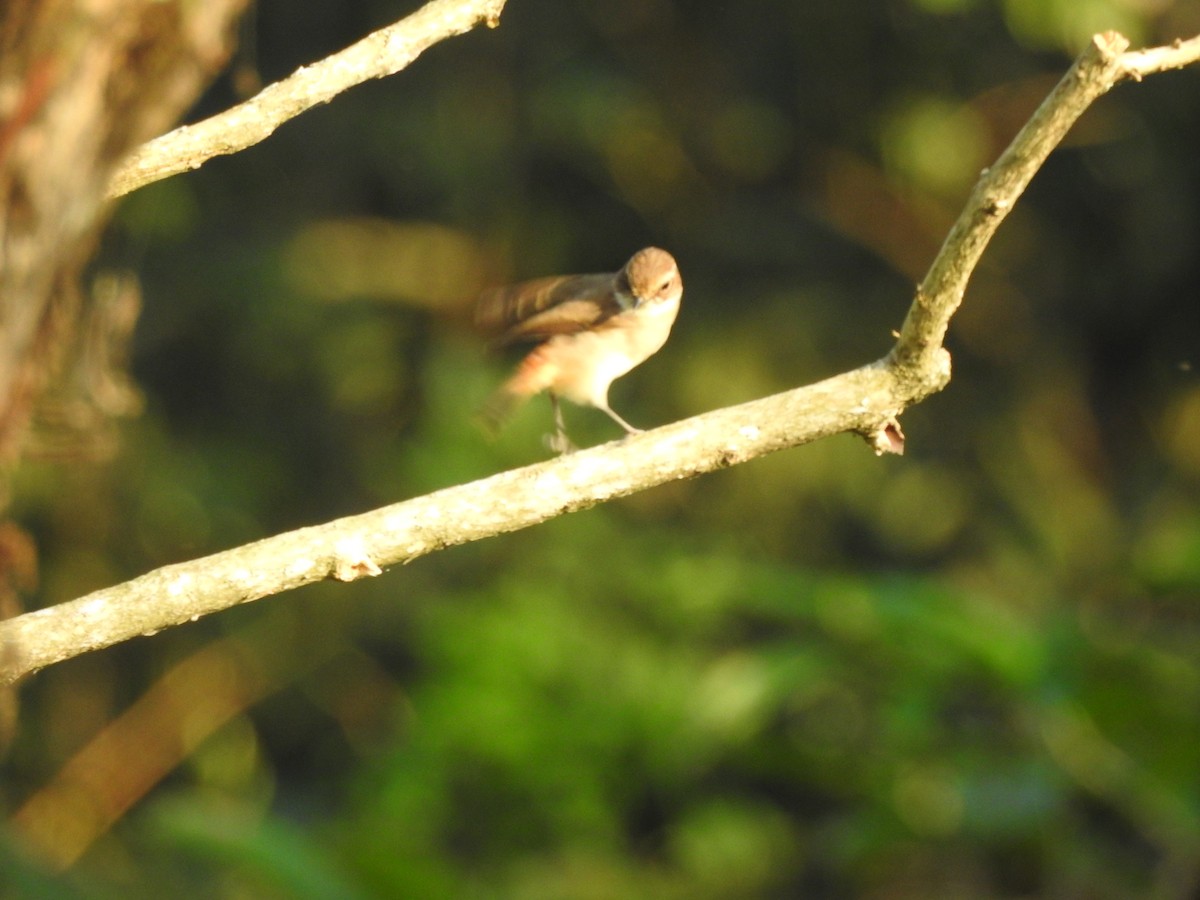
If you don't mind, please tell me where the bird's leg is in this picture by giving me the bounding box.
[598,401,643,436]
[546,393,577,454]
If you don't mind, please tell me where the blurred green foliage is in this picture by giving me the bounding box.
[4,0,1200,897]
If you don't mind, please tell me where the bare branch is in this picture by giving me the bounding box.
[4,29,1199,684]
[106,0,509,199]
[892,30,1200,373]
[1120,33,1200,78]
[897,31,1113,370]
[2,362,902,683]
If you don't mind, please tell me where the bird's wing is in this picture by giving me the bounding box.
[475,273,624,345]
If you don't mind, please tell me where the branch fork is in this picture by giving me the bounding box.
[4,23,1200,682]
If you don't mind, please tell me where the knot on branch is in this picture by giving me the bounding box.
[330,536,382,582]
[860,417,906,456]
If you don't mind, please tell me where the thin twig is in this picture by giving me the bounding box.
[892,31,1200,373]
[1120,33,1200,78]
[106,0,508,199]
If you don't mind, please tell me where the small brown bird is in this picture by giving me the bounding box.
[476,247,683,452]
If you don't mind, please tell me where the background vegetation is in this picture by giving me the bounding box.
[4,0,1200,896]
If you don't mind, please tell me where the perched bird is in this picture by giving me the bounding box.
[476,247,683,453]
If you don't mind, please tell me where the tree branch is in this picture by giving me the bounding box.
[4,30,1200,684]
[106,0,509,199]
[891,32,1200,376]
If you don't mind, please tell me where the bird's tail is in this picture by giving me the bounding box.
[478,347,559,436]
[477,384,528,436]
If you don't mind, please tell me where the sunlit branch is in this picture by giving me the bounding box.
[0,362,902,683]
[106,0,508,199]
[889,30,1200,373]
[1120,33,1200,78]
[4,29,1199,684]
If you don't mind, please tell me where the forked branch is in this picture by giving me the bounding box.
[4,30,1200,684]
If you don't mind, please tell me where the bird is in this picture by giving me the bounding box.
[475,247,683,453]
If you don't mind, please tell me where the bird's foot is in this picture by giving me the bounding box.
[545,432,578,455]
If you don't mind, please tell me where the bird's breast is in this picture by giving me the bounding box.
[540,294,680,405]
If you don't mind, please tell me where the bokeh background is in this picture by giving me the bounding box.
[4,0,1200,896]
